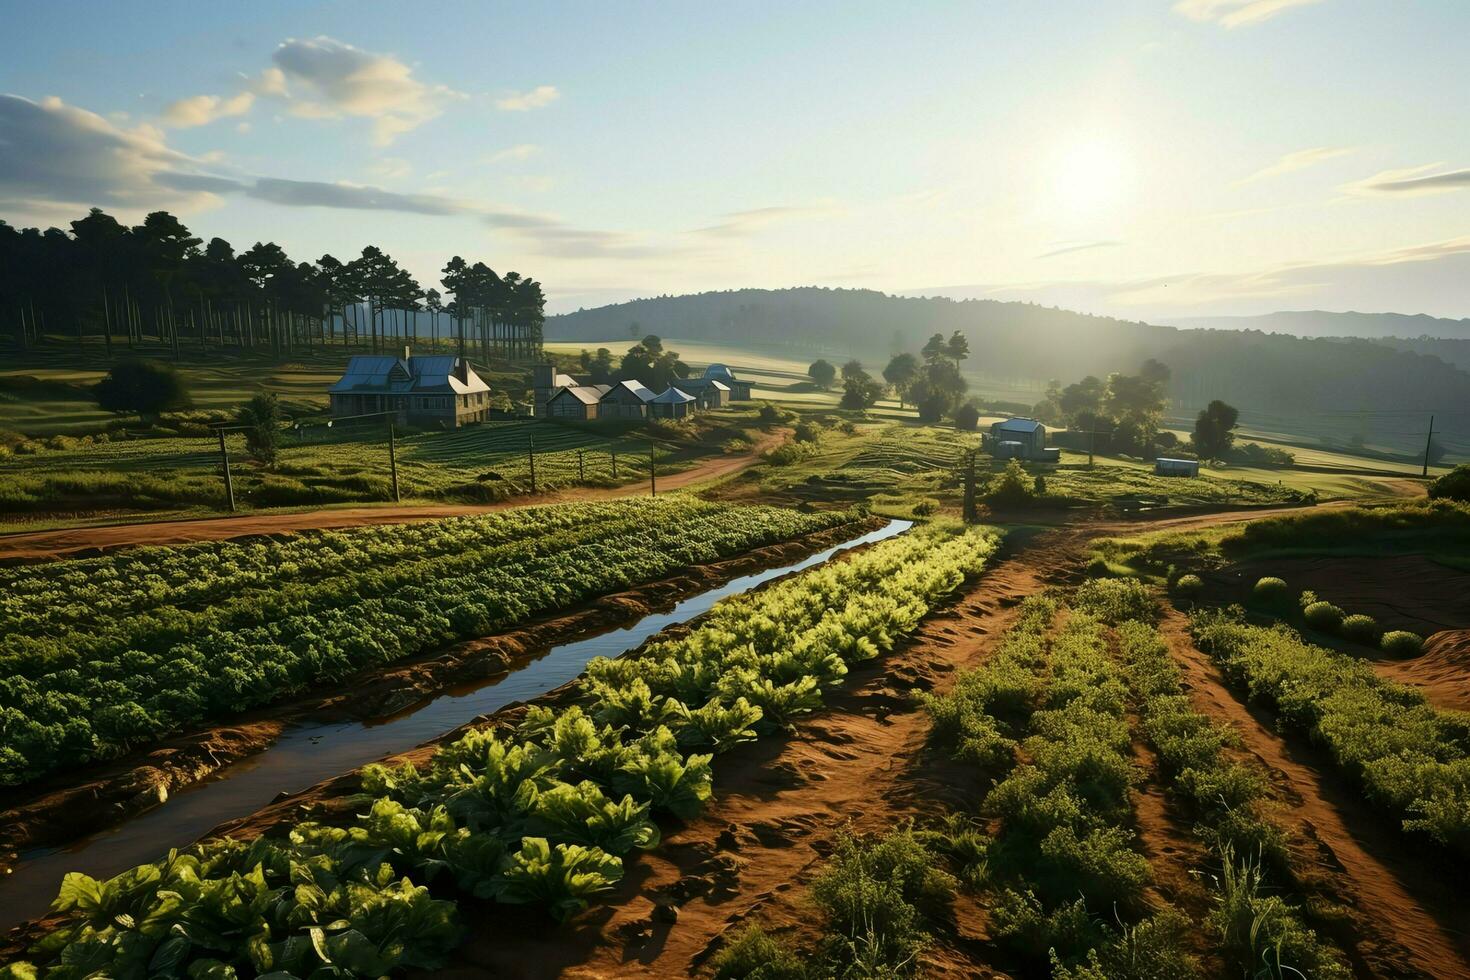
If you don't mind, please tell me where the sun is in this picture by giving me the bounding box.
[1046,136,1131,216]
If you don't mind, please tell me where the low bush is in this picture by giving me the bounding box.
[1380,630,1424,657]
[1171,574,1204,598]
[1340,614,1380,643]
[710,925,808,980]
[1251,576,1290,607]
[1428,463,1470,504]
[1302,600,1344,632]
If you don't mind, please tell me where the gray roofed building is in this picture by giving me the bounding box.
[329,347,492,428]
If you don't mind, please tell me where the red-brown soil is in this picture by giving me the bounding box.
[1376,629,1470,714]
[1218,554,1470,636]
[0,430,788,563]
[1158,607,1470,979]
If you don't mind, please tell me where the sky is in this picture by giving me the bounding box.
[1,0,1467,320]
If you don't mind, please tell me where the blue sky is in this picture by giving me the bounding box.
[1,0,1467,317]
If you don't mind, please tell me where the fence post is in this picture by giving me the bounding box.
[528,434,537,494]
[1423,414,1436,478]
[650,441,657,497]
[388,419,400,503]
[963,450,976,524]
[578,450,585,482]
[611,450,618,480]
[218,428,236,513]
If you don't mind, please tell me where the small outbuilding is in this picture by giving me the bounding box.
[676,377,730,409]
[599,380,656,419]
[649,386,697,419]
[988,418,1054,461]
[545,384,611,421]
[1155,457,1201,478]
[701,364,753,400]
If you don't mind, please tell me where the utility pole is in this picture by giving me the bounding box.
[387,419,400,502]
[1423,414,1435,478]
[217,428,235,513]
[527,434,537,493]
[1089,418,1097,469]
[650,441,657,497]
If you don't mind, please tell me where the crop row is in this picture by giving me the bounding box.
[1117,618,1347,978]
[12,521,1001,978]
[1192,611,1470,856]
[0,499,853,785]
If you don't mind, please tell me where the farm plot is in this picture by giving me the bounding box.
[0,498,852,786]
[6,522,1001,978]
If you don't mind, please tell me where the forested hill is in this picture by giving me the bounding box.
[548,287,1470,453]
[1167,310,1470,340]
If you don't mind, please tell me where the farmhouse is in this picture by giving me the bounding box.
[649,386,697,419]
[599,380,656,419]
[545,384,612,420]
[329,348,491,428]
[987,417,1060,463]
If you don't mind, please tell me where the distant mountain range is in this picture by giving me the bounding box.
[1165,310,1470,340]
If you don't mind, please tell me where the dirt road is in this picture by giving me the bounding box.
[0,430,786,562]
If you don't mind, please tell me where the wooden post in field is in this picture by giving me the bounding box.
[1089,419,1097,468]
[611,450,618,480]
[527,434,537,493]
[388,419,401,503]
[650,442,657,497]
[1423,415,1435,478]
[963,451,977,524]
[577,450,585,482]
[218,429,236,513]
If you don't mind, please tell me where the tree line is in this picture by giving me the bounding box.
[0,207,547,362]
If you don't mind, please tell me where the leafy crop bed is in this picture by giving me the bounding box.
[11,522,1000,978]
[0,498,853,785]
[1192,611,1470,855]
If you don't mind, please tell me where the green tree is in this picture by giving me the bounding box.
[808,358,837,388]
[945,330,970,367]
[839,376,885,410]
[238,391,284,466]
[841,359,866,382]
[954,403,980,430]
[1192,400,1240,461]
[94,358,191,423]
[1428,464,1470,503]
[921,332,947,365]
[907,360,968,422]
[882,353,919,407]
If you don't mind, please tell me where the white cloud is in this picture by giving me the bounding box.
[1341,163,1470,197]
[495,85,560,112]
[0,94,222,219]
[366,157,412,180]
[691,204,839,238]
[484,143,541,164]
[1173,0,1325,28]
[269,36,460,144]
[1234,146,1353,185]
[162,91,255,128]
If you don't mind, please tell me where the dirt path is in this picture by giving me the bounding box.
[1158,608,1470,979]
[438,528,1082,979]
[0,430,787,562]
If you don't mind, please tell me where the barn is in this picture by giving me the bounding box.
[329,348,492,428]
[599,380,656,419]
[701,364,753,400]
[989,418,1058,461]
[675,377,730,408]
[545,384,611,420]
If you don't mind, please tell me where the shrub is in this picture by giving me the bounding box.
[1302,601,1344,632]
[1251,576,1290,607]
[984,460,1034,508]
[1297,589,1318,611]
[793,421,822,443]
[94,358,191,422]
[911,498,938,517]
[710,925,809,980]
[1073,578,1157,625]
[1171,574,1204,598]
[757,402,785,424]
[1428,463,1470,504]
[1380,630,1424,657]
[1340,614,1380,643]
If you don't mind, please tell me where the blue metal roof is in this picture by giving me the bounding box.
[329,354,488,395]
[703,363,736,379]
[992,417,1045,433]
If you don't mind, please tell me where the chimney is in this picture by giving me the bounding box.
[402,345,412,362]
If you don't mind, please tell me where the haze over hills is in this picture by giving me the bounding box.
[548,288,1470,458]
[1166,311,1470,340]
